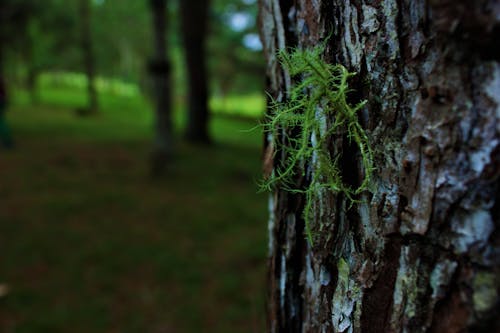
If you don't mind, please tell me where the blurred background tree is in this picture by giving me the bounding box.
[78,0,98,114]
[149,0,174,174]
[209,0,263,97]
[0,0,264,119]
[180,0,211,144]
[0,0,79,93]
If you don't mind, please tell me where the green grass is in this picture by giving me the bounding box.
[0,86,267,332]
[209,94,265,119]
[31,71,265,120]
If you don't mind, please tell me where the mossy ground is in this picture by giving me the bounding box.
[0,87,267,332]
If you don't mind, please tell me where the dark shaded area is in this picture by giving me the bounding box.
[360,237,401,333]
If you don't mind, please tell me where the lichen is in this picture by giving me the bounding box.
[430,259,457,299]
[361,5,380,34]
[280,253,286,309]
[451,210,494,254]
[331,258,355,332]
[261,44,374,244]
[267,194,276,256]
[390,246,420,329]
[472,271,497,313]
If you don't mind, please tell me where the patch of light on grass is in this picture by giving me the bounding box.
[210,94,265,118]
[39,72,139,97]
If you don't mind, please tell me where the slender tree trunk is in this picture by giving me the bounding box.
[0,37,4,80]
[149,0,173,175]
[26,19,39,105]
[26,65,38,104]
[259,1,500,332]
[25,31,35,103]
[80,0,98,114]
[180,0,211,144]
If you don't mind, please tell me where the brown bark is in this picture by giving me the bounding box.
[259,0,500,332]
[180,0,211,144]
[149,0,173,175]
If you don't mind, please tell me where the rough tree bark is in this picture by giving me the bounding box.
[259,1,499,332]
[149,0,173,175]
[180,0,211,144]
[79,0,98,114]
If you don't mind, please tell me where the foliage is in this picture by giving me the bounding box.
[0,0,80,74]
[1,0,264,105]
[261,45,374,244]
[209,0,264,96]
[91,0,152,81]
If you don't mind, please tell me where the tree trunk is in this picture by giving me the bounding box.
[149,0,173,175]
[80,0,98,114]
[180,0,211,144]
[26,64,39,104]
[259,1,499,332]
[0,35,4,80]
[26,19,39,105]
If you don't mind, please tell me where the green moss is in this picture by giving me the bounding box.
[473,272,497,313]
[337,258,350,285]
[261,45,374,244]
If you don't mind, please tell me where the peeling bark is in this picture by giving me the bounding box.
[259,0,500,332]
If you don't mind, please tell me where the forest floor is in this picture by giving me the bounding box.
[0,88,267,332]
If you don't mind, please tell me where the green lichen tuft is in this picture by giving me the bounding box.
[261,45,374,244]
[473,271,497,313]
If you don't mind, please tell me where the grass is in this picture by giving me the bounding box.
[209,94,265,119]
[0,86,267,332]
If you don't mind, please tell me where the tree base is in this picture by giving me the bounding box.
[150,149,172,178]
[185,132,211,146]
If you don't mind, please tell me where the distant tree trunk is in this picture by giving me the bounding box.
[149,0,173,174]
[26,19,39,104]
[259,1,499,332]
[180,0,211,144]
[0,38,4,79]
[26,44,39,104]
[26,67,38,104]
[79,0,98,114]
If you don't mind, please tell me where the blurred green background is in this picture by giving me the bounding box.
[0,0,268,332]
